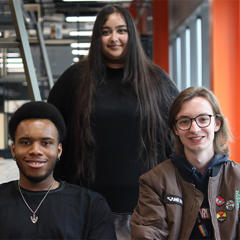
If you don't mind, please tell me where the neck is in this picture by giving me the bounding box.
[184,149,215,174]
[104,56,125,69]
[19,176,59,191]
[106,62,124,69]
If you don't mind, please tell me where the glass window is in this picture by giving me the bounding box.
[196,17,202,86]
[176,36,181,89]
[185,27,191,87]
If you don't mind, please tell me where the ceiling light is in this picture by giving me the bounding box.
[0,53,20,57]
[73,57,80,62]
[63,0,131,2]
[66,16,96,22]
[0,58,22,63]
[71,42,91,48]
[6,68,24,73]
[69,31,92,36]
[5,63,24,68]
[72,49,89,55]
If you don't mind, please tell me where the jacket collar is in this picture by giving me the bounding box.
[170,153,228,192]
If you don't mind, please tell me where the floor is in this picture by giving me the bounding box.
[0,158,19,184]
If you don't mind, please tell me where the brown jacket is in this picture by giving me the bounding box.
[131,159,240,239]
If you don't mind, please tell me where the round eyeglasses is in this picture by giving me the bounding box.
[175,114,215,131]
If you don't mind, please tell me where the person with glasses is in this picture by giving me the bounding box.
[131,86,240,239]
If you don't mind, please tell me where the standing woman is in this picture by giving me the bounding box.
[48,4,178,239]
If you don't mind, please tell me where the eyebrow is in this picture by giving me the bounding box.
[177,113,213,119]
[17,137,55,141]
[102,25,127,29]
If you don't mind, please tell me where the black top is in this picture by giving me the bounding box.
[48,62,178,213]
[92,67,142,213]
[0,181,116,239]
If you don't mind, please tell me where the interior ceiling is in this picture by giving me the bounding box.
[169,0,204,33]
[0,0,204,36]
[0,0,204,99]
[0,0,133,30]
[31,0,110,16]
[0,0,154,40]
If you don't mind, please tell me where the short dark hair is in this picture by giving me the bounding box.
[9,101,66,142]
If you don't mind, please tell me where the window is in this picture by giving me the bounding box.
[185,28,191,87]
[196,18,202,86]
[169,2,209,90]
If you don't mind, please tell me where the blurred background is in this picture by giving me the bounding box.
[0,0,239,164]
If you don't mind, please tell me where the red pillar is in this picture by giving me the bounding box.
[152,0,169,72]
[127,0,137,20]
[210,0,240,162]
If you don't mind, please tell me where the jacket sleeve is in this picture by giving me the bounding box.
[131,174,169,240]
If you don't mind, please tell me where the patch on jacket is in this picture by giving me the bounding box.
[164,194,183,206]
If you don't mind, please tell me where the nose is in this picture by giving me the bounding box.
[110,31,118,41]
[189,119,201,132]
[29,142,42,155]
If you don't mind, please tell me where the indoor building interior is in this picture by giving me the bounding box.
[0,0,240,184]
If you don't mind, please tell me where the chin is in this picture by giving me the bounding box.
[105,53,125,62]
[23,171,53,183]
[109,56,122,60]
[26,175,48,183]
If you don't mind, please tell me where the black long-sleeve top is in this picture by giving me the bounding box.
[48,62,178,213]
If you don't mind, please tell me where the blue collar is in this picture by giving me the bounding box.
[170,153,228,192]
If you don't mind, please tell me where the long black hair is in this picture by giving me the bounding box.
[73,4,177,185]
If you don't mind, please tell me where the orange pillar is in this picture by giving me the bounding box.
[210,0,240,161]
[152,0,169,72]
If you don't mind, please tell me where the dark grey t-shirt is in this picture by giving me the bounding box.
[0,181,116,239]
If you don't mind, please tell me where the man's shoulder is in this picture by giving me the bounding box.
[226,159,240,166]
[60,182,111,214]
[61,181,107,202]
[140,159,177,187]
[223,160,240,175]
[0,181,17,197]
[143,159,175,178]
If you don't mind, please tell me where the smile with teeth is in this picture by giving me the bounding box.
[188,136,204,142]
[190,136,203,140]
[26,160,46,168]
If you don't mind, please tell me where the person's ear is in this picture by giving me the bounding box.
[57,143,62,159]
[214,118,221,132]
[11,143,16,159]
[174,125,180,136]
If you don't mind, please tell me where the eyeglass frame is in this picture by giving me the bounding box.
[175,114,216,131]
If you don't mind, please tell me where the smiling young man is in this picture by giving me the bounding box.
[0,101,116,239]
[131,87,240,239]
